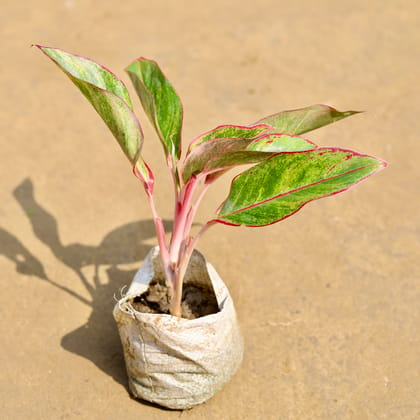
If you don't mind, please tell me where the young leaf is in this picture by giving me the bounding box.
[125,58,183,161]
[187,124,271,155]
[256,104,360,135]
[205,134,317,177]
[215,148,386,226]
[182,124,271,182]
[35,45,144,166]
[182,133,316,182]
[133,159,155,192]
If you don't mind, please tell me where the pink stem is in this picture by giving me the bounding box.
[169,175,200,267]
[176,220,216,294]
[145,190,173,287]
[167,174,213,317]
[182,179,210,241]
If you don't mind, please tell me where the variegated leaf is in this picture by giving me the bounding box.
[182,132,316,182]
[36,45,145,168]
[126,58,183,161]
[215,148,386,226]
[256,104,360,135]
[187,124,271,155]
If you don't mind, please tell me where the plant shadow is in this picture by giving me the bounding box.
[8,178,172,390]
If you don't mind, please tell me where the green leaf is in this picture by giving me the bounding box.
[36,45,145,168]
[256,104,360,135]
[215,148,386,226]
[187,124,271,155]
[126,58,183,161]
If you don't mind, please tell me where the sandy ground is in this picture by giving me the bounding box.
[1,1,419,418]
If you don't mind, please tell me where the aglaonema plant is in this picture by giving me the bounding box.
[36,45,386,318]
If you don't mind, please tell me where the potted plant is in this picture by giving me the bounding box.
[36,45,386,409]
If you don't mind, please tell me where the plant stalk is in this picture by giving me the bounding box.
[169,175,199,268]
[146,169,213,318]
[145,190,174,287]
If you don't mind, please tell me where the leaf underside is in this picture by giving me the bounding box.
[183,125,270,181]
[187,124,271,154]
[126,59,183,161]
[256,104,360,135]
[36,45,144,166]
[182,128,317,182]
[215,148,386,226]
[205,134,316,174]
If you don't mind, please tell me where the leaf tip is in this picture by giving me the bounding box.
[378,158,388,169]
[32,44,46,52]
[124,56,157,73]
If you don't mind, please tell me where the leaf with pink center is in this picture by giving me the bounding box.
[182,132,316,182]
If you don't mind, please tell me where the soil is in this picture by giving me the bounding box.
[131,281,219,319]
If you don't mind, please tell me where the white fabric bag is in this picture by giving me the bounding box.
[113,246,243,409]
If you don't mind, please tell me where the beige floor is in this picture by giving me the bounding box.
[1,1,419,418]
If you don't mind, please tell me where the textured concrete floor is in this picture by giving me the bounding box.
[1,1,419,418]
